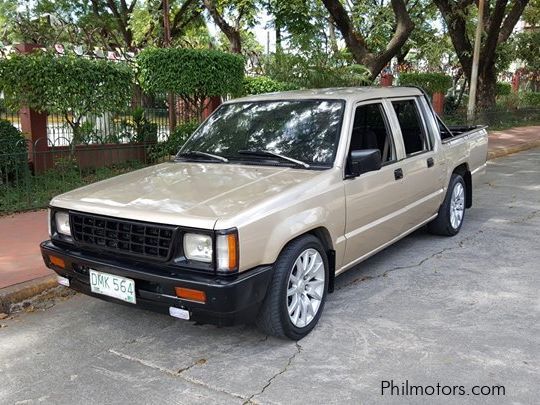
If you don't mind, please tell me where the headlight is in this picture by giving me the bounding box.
[55,212,71,236]
[183,233,212,263]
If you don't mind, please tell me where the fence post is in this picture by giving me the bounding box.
[512,72,520,93]
[380,73,394,87]
[15,43,49,173]
[432,92,445,115]
[202,96,222,119]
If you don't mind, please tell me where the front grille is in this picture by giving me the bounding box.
[71,212,176,261]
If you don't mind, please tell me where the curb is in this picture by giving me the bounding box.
[488,140,540,160]
[0,275,57,314]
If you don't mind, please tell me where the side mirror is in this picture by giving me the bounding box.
[348,149,382,178]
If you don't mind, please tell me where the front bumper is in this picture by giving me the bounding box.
[40,240,273,325]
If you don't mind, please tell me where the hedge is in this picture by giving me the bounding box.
[398,72,452,94]
[0,120,27,180]
[521,92,540,107]
[0,53,133,117]
[243,76,295,95]
[137,48,244,98]
[0,52,133,145]
[496,82,512,96]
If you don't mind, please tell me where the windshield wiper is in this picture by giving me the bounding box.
[176,151,229,163]
[238,150,310,169]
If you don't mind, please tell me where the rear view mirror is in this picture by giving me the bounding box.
[348,149,382,178]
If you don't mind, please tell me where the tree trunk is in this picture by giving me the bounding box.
[203,0,242,54]
[275,20,282,53]
[229,31,242,54]
[321,0,414,80]
[328,19,338,55]
[477,65,497,111]
[434,0,530,110]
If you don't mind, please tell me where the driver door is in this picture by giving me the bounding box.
[341,101,407,269]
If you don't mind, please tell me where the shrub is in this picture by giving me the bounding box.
[496,82,512,96]
[131,107,158,143]
[0,120,28,182]
[398,72,452,94]
[520,92,540,107]
[0,52,133,145]
[148,121,199,161]
[137,48,244,118]
[243,76,291,95]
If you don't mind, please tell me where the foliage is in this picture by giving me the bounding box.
[243,76,295,95]
[521,92,540,107]
[0,120,27,181]
[130,107,158,143]
[129,1,207,48]
[266,53,371,89]
[203,0,258,53]
[149,121,199,161]
[0,0,203,53]
[515,30,540,73]
[398,72,452,94]
[434,0,529,108]
[0,52,133,145]
[0,159,146,214]
[496,82,512,96]
[137,47,244,117]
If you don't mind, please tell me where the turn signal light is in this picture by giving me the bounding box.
[175,287,206,303]
[216,232,238,272]
[49,255,65,269]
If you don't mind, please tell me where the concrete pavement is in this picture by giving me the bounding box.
[0,148,538,404]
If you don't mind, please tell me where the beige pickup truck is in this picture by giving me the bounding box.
[41,87,488,339]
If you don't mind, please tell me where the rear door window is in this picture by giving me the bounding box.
[392,100,431,156]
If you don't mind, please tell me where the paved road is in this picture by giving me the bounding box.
[1,149,539,405]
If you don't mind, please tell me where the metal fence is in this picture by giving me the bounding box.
[0,138,174,215]
[443,107,540,129]
[0,108,21,130]
[46,108,171,146]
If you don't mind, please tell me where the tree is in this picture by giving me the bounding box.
[433,0,530,109]
[514,30,540,91]
[0,0,202,53]
[203,0,257,53]
[320,0,414,79]
[129,0,205,48]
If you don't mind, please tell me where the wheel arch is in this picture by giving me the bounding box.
[452,163,472,208]
[279,227,336,294]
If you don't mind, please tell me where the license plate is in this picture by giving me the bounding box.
[89,269,136,304]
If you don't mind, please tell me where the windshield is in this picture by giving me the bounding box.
[179,99,345,168]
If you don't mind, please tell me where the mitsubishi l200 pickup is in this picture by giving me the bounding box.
[41,87,488,339]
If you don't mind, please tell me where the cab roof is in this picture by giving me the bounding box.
[229,86,424,104]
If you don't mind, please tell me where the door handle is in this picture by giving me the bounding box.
[427,157,434,168]
[394,168,403,180]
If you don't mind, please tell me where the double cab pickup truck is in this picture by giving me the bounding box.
[41,87,488,339]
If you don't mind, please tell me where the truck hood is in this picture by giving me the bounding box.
[51,162,320,229]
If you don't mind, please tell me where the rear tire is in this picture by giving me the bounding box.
[428,174,466,236]
[256,235,328,340]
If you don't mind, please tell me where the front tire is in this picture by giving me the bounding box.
[428,174,466,236]
[256,235,329,340]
